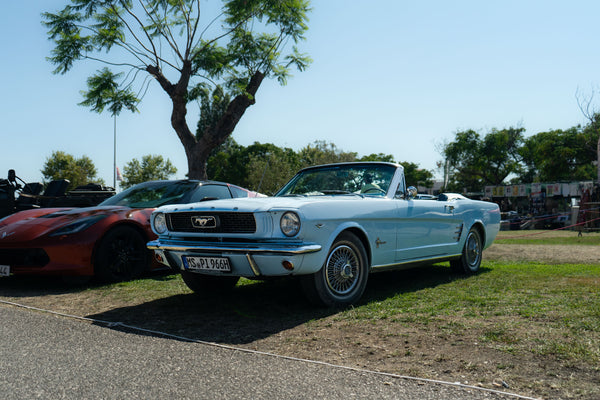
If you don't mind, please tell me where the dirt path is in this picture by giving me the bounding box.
[484,243,600,264]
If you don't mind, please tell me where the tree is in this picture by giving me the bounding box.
[576,86,600,181]
[401,161,434,189]
[207,138,299,191]
[43,0,311,180]
[246,148,300,194]
[440,127,524,192]
[207,140,357,191]
[41,151,102,190]
[519,126,598,182]
[206,140,435,194]
[298,141,357,166]
[358,153,396,163]
[358,153,433,189]
[121,155,177,189]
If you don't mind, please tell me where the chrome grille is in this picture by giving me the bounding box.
[166,212,256,233]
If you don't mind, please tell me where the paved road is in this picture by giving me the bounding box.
[0,305,527,399]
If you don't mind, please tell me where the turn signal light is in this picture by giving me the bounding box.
[282,260,294,271]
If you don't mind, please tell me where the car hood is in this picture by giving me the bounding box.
[0,206,132,242]
[155,195,381,214]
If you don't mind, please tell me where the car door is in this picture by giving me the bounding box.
[395,197,464,261]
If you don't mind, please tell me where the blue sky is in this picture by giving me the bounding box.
[2,1,599,188]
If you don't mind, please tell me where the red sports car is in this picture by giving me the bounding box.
[0,180,262,282]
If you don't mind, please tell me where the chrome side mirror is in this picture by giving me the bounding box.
[406,186,418,199]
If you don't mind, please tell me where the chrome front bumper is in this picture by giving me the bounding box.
[147,239,322,255]
[147,238,323,278]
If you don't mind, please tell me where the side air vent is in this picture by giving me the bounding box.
[454,224,464,241]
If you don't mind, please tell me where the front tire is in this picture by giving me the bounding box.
[181,271,240,295]
[94,226,148,282]
[450,227,482,274]
[301,232,369,308]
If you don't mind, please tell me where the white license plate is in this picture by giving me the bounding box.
[182,256,231,272]
[0,265,9,277]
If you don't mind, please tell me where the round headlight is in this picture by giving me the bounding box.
[153,212,168,234]
[280,211,300,237]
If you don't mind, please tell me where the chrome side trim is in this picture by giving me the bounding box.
[147,240,322,255]
[370,253,463,272]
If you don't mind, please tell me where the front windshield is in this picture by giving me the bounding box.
[276,164,396,197]
[99,181,199,208]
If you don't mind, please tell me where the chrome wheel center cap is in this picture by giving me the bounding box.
[340,263,354,279]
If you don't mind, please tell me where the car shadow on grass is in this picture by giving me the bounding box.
[362,262,492,303]
[87,277,334,344]
[0,275,92,297]
[84,263,491,345]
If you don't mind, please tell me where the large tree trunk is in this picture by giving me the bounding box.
[148,61,265,180]
[186,71,265,180]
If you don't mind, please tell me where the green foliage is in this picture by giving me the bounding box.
[195,86,231,140]
[440,116,600,189]
[207,139,300,193]
[247,149,301,194]
[297,140,357,166]
[41,150,102,190]
[206,139,435,193]
[121,155,177,189]
[519,119,599,182]
[359,153,396,163]
[441,127,525,191]
[358,153,434,189]
[401,161,434,188]
[78,67,138,116]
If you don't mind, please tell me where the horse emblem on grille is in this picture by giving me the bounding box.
[191,216,216,228]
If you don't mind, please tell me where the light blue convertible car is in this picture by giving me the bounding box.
[148,162,500,307]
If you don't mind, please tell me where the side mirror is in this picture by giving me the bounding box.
[406,186,418,199]
[8,169,16,183]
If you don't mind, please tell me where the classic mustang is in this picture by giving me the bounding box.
[0,180,261,282]
[148,162,501,307]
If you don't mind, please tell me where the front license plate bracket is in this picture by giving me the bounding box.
[182,256,231,272]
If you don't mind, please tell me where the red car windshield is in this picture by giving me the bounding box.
[100,181,200,208]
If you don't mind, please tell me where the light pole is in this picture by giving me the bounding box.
[113,114,117,189]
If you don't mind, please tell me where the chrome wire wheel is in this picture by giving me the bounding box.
[325,244,360,296]
[464,230,482,271]
[301,232,369,308]
[450,227,482,274]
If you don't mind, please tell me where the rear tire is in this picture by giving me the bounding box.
[181,271,240,295]
[301,232,369,308]
[450,227,482,274]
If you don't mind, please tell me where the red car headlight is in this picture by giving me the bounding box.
[49,215,108,237]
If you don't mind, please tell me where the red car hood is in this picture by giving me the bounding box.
[0,206,135,243]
